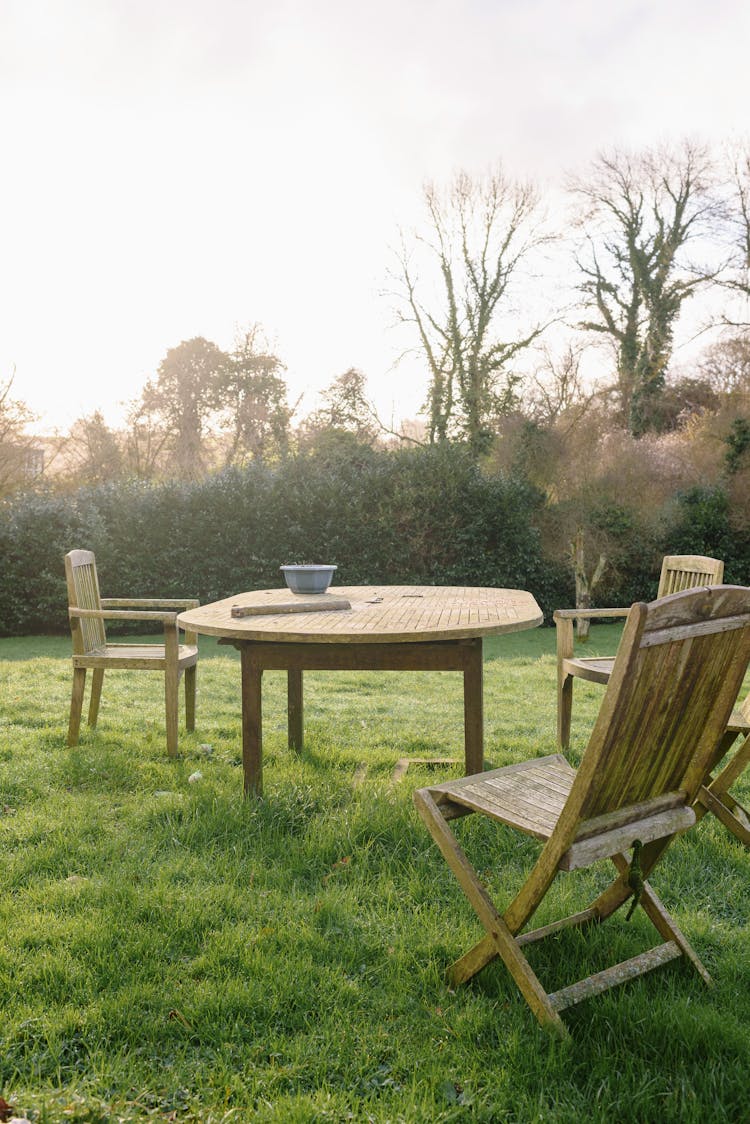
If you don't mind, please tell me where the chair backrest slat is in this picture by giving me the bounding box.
[554,586,750,845]
[65,549,106,654]
[657,554,724,598]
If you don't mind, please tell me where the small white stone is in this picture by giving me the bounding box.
[188,771,203,784]
[199,743,214,755]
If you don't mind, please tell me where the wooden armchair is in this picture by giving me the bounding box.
[65,549,199,756]
[555,554,724,750]
[414,585,750,1037]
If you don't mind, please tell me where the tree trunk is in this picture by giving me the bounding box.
[571,528,607,641]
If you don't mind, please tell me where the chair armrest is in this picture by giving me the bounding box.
[70,606,199,649]
[69,607,180,623]
[554,606,630,665]
[100,598,200,609]
[553,607,630,622]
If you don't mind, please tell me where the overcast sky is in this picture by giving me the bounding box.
[1,0,749,432]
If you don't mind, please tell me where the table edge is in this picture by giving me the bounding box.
[178,586,544,644]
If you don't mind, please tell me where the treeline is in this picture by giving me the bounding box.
[1,440,748,636]
[0,139,744,494]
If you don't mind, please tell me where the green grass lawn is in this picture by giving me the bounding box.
[1,624,750,1122]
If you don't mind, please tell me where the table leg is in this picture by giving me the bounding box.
[240,648,263,797]
[463,638,484,775]
[288,669,304,753]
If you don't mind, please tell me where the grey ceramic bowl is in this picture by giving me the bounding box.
[280,564,337,594]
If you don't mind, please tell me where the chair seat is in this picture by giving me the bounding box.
[563,656,614,685]
[728,705,750,735]
[428,754,576,841]
[72,643,199,671]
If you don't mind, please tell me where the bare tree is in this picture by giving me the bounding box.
[0,373,44,496]
[572,142,721,436]
[309,367,379,444]
[527,343,594,427]
[302,368,426,448]
[394,168,550,452]
[66,411,124,485]
[720,142,750,329]
[140,337,228,480]
[698,334,750,394]
[123,397,171,481]
[215,326,292,466]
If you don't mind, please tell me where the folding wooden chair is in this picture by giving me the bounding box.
[555,554,724,750]
[414,585,750,1037]
[65,549,199,756]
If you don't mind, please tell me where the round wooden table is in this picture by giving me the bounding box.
[178,585,543,796]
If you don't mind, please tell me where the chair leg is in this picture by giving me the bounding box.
[184,665,196,732]
[606,851,712,986]
[697,786,750,847]
[694,733,750,846]
[557,672,573,751]
[414,788,569,1037]
[88,669,104,727]
[68,668,87,746]
[449,933,499,985]
[165,664,179,758]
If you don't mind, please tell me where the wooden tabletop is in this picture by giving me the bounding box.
[178,585,543,644]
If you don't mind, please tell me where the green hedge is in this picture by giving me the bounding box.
[0,443,571,636]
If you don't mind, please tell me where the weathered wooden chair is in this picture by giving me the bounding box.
[555,554,724,750]
[65,549,199,756]
[414,585,750,1037]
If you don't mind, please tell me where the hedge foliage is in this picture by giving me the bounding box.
[0,442,570,636]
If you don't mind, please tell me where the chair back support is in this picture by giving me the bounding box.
[65,549,106,654]
[556,586,750,850]
[657,555,724,598]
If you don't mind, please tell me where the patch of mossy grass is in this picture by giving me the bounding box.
[1,625,749,1122]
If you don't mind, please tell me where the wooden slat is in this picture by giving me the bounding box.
[548,943,682,1012]
[554,607,630,621]
[516,908,598,946]
[559,807,696,871]
[101,598,199,609]
[573,791,686,840]
[641,613,750,648]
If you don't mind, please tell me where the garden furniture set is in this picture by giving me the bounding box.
[62,549,750,1035]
